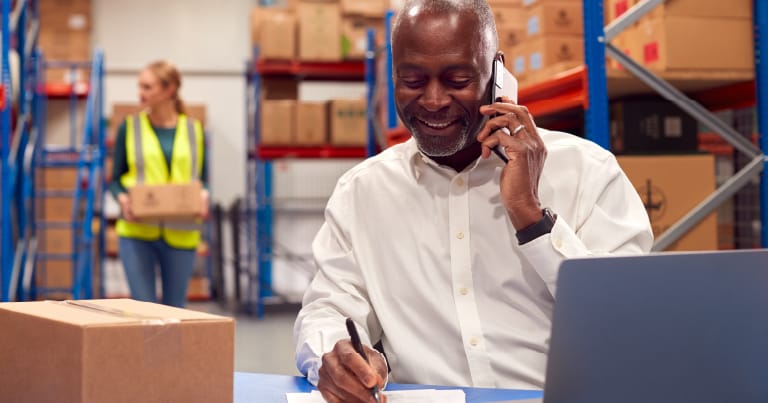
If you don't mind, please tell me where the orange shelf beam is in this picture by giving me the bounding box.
[257,145,367,159]
[255,59,365,80]
[518,66,588,117]
[39,82,90,99]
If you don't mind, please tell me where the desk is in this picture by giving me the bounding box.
[235,372,543,402]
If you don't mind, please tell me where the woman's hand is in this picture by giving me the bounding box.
[117,192,135,222]
[200,189,210,220]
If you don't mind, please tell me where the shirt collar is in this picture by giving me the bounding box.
[404,138,504,181]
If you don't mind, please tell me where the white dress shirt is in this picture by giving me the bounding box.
[294,129,653,390]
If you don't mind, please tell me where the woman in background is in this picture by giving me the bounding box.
[109,60,208,307]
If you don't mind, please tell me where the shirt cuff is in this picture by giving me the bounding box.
[517,216,590,296]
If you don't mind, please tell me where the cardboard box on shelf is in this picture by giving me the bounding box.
[330,99,367,146]
[605,0,637,23]
[260,11,297,60]
[0,299,234,403]
[525,2,583,37]
[525,35,583,77]
[617,154,717,251]
[250,5,293,47]
[106,225,119,256]
[610,98,698,154]
[261,100,296,145]
[341,16,385,60]
[37,167,79,190]
[492,4,526,30]
[498,26,527,55]
[298,1,342,61]
[35,260,73,289]
[648,0,752,20]
[489,0,523,7]
[296,101,329,146]
[510,43,529,82]
[37,197,75,222]
[626,16,753,72]
[340,0,387,17]
[522,0,580,6]
[39,228,73,255]
[129,181,203,221]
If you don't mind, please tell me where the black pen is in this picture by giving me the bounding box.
[345,318,382,403]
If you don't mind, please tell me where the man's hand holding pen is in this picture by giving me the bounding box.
[317,330,388,403]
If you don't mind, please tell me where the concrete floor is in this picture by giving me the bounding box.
[188,301,302,376]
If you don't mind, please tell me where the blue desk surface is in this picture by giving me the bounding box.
[235,372,543,403]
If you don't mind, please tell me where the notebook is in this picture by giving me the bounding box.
[543,249,768,403]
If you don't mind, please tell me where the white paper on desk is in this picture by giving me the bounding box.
[286,389,466,403]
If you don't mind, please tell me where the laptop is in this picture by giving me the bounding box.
[543,249,768,403]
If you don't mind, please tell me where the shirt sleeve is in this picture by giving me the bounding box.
[518,153,654,297]
[293,184,383,386]
[109,121,129,199]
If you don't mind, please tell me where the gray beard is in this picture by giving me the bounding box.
[410,123,472,157]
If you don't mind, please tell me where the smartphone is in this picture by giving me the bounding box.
[488,56,515,163]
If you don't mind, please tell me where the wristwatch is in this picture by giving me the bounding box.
[516,208,556,245]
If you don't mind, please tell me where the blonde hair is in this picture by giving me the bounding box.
[145,60,186,115]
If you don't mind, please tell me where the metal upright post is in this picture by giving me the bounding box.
[582,0,609,149]
[755,0,768,247]
[385,10,397,130]
[365,28,377,157]
[1,0,13,301]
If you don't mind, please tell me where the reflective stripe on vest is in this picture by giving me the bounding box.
[117,112,203,249]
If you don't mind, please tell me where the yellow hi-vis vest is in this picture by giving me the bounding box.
[116,112,204,249]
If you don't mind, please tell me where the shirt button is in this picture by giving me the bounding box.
[470,337,479,347]
[456,177,464,186]
[554,238,563,248]
[459,287,469,296]
[457,231,464,240]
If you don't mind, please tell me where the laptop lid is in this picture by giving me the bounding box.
[544,249,768,403]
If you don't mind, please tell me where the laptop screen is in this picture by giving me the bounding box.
[544,249,768,403]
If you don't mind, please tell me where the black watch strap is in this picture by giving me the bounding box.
[516,208,556,245]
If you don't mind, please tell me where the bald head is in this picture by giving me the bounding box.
[392,0,498,62]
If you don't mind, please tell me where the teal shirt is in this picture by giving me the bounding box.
[109,120,209,198]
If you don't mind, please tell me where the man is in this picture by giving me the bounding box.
[294,0,653,401]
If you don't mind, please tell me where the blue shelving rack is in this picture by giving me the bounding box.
[1,0,42,302]
[29,51,105,300]
[245,33,380,318]
[587,0,768,249]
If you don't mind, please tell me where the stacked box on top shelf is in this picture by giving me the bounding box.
[250,5,297,60]
[340,0,387,60]
[298,1,343,61]
[606,0,753,74]
[39,0,92,83]
[516,0,583,86]
[488,1,527,80]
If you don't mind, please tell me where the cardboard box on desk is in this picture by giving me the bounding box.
[617,154,717,251]
[129,181,202,221]
[0,299,234,403]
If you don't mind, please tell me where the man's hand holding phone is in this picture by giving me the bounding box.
[477,95,548,231]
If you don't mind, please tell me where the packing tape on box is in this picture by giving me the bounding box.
[55,300,182,367]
